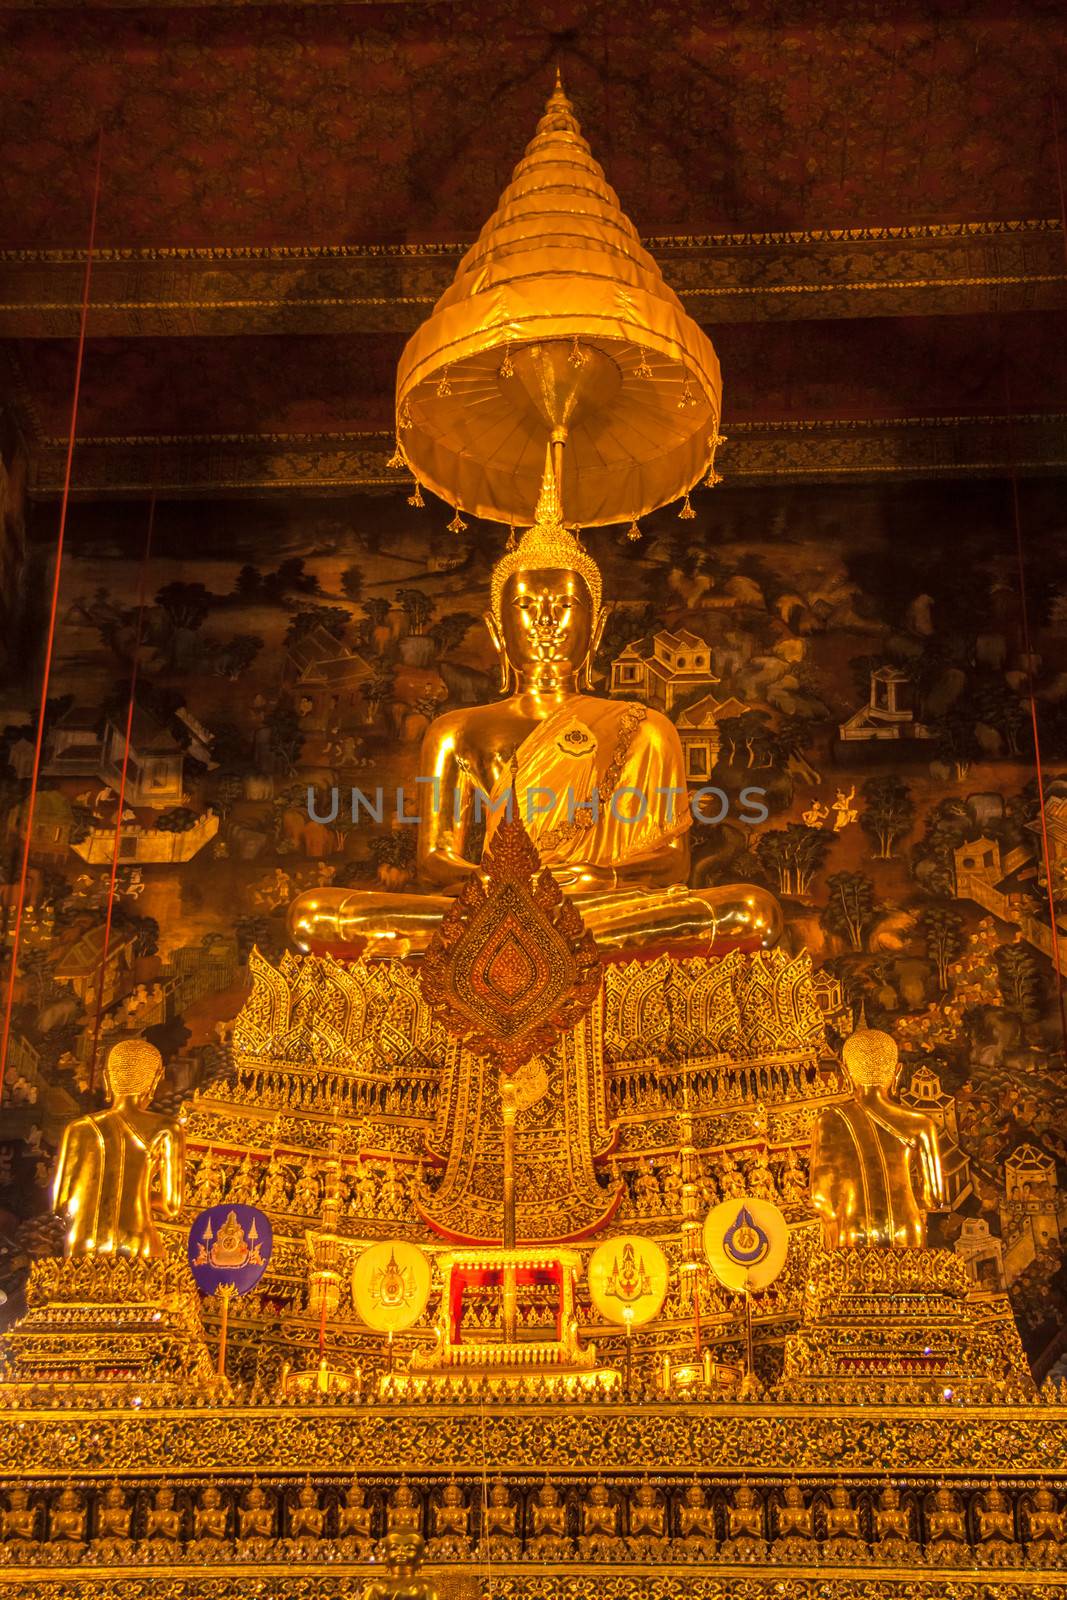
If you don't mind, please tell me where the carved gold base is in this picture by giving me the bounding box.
[779,1247,1034,1403]
[0,1255,216,1401]
[382,1366,622,1399]
[0,1561,1063,1598]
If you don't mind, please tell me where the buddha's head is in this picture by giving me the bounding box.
[104,1038,164,1106]
[382,1530,423,1576]
[487,460,604,690]
[841,1027,899,1091]
[154,1486,174,1509]
[684,1483,704,1508]
[201,1486,220,1508]
[489,1479,509,1507]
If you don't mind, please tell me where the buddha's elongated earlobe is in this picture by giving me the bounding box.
[484,610,512,693]
[580,607,607,690]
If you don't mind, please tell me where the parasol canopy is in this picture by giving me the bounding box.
[395,72,722,527]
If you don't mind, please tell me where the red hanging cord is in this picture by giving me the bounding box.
[0,131,104,1104]
[87,482,157,1091]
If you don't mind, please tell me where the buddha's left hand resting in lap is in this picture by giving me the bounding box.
[289,465,782,960]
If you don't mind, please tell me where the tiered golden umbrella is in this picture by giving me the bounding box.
[395,71,723,528]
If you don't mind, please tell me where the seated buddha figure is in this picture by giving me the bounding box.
[1026,1486,1067,1558]
[578,1479,624,1559]
[823,1484,864,1558]
[874,1484,917,1553]
[337,1479,375,1558]
[723,1484,766,1556]
[51,1039,183,1259]
[975,1484,1019,1558]
[674,1482,716,1560]
[94,1482,133,1552]
[0,1485,38,1552]
[49,1485,87,1548]
[237,1482,275,1551]
[288,465,782,963]
[810,1027,944,1249]
[481,1479,520,1560]
[527,1478,572,1559]
[926,1484,969,1555]
[627,1479,668,1557]
[361,1531,439,1600]
[143,1485,181,1553]
[428,1480,470,1559]
[773,1483,815,1553]
[192,1485,230,1550]
[288,1479,325,1545]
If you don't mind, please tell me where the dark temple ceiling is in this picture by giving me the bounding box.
[0,0,1065,498]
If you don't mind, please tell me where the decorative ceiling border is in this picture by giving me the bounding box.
[1,220,1062,336]
[27,414,1067,498]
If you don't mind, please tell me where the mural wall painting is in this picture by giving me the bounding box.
[1,475,1065,1368]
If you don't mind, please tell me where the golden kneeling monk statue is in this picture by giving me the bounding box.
[810,1027,944,1249]
[290,459,781,961]
[51,1039,184,1259]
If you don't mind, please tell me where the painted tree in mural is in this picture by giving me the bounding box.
[755,824,832,897]
[995,941,1045,1022]
[395,588,434,636]
[918,903,965,991]
[935,704,980,781]
[716,711,773,769]
[821,871,877,951]
[974,679,1031,757]
[860,776,916,859]
[340,565,364,601]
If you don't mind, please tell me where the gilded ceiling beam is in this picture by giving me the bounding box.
[26,413,1067,498]
[0,221,1062,339]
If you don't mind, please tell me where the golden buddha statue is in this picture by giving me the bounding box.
[810,1027,945,1249]
[824,1483,863,1545]
[361,1531,439,1600]
[51,1039,184,1259]
[49,1484,87,1545]
[723,1484,766,1553]
[1026,1485,1067,1552]
[144,1484,181,1547]
[975,1483,1017,1547]
[427,1480,470,1558]
[774,1482,815,1547]
[289,1478,325,1542]
[578,1478,624,1558]
[237,1481,275,1545]
[926,1483,968,1547]
[288,459,781,963]
[337,1478,375,1556]
[674,1482,716,1559]
[192,1485,229,1547]
[874,1484,915,1548]
[528,1477,572,1558]
[95,1482,132,1547]
[387,1483,422,1537]
[481,1479,520,1559]
[627,1479,668,1557]
[0,1485,38,1546]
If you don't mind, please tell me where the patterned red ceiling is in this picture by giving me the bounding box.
[0,1,1064,250]
[13,313,1066,438]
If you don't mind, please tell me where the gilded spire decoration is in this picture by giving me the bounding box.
[395,72,722,528]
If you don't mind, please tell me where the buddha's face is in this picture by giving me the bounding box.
[498,568,594,677]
